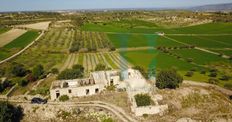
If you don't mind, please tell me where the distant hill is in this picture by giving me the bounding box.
[189,3,232,12]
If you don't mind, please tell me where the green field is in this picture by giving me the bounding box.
[4,31,39,49]
[82,22,232,34]
[0,30,39,60]
[107,33,184,48]
[120,49,200,71]
[172,49,228,65]
[168,35,231,48]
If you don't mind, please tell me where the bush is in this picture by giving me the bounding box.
[18,79,29,87]
[95,64,107,71]
[59,95,69,102]
[209,72,217,77]
[156,70,183,89]
[51,68,59,74]
[208,78,219,84]
[219,75,230,81]
[32,64,44,79]
[0,79,14,92]
[185,71,194,77]
[134,94,152,107]
[200,69,206,74]
[58,65,84,80]
[10,63,27,77]
[0,101,23,122]
[186,58,193,63]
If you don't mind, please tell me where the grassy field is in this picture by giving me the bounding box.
[120,49,200,71]
[172,49,228,65]
[168,35,231,48]
[107,33,183,48]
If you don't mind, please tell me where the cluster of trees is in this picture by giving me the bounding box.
[58,64,84,80]
[134,94,152,107]
[0,63,46,92]
[156,69,183,89]
[0,101,23,122]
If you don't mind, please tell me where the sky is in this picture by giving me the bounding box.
[0,0,232,12]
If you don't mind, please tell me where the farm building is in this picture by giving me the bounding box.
[50,68,167,116]
[50,68,147,100]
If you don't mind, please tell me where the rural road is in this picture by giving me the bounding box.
[4,99,137,122]
[0,31,44,65]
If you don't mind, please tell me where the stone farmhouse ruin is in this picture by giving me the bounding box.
[50,68,168,116]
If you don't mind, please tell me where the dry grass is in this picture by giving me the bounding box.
[0,29,27,47]
[143,85,232,122]
[17,21,51,30]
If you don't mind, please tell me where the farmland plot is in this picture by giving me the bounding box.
[17,21,51,30]
[0,30,39,60]
[0,29,27,47]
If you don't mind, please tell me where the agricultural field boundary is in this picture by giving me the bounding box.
[0,31,44,64]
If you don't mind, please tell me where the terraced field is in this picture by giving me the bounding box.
[61,52,131,74]
[71,30,113,51]
[14,28,73,70]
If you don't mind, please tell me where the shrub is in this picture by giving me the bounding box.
[0,101,23,122]
[134,94,152,107]
[10,63,27,77]
[219,75,230,81]
[208,78,219,84]
[186,58,193,63]
[51,68,59,74]
[156,70,183,89]
[18,79,29,87]
[185,71,194,77]
[209,72,217,77]
[58,65,84,80]
[32,64,44,79]
[200,69,206,74]
[95,64,107,71]
[59,95,69,102]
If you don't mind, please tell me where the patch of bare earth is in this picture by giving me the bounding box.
[142,84,232,122]
[0,29,27,47]
[17,21,51,30]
